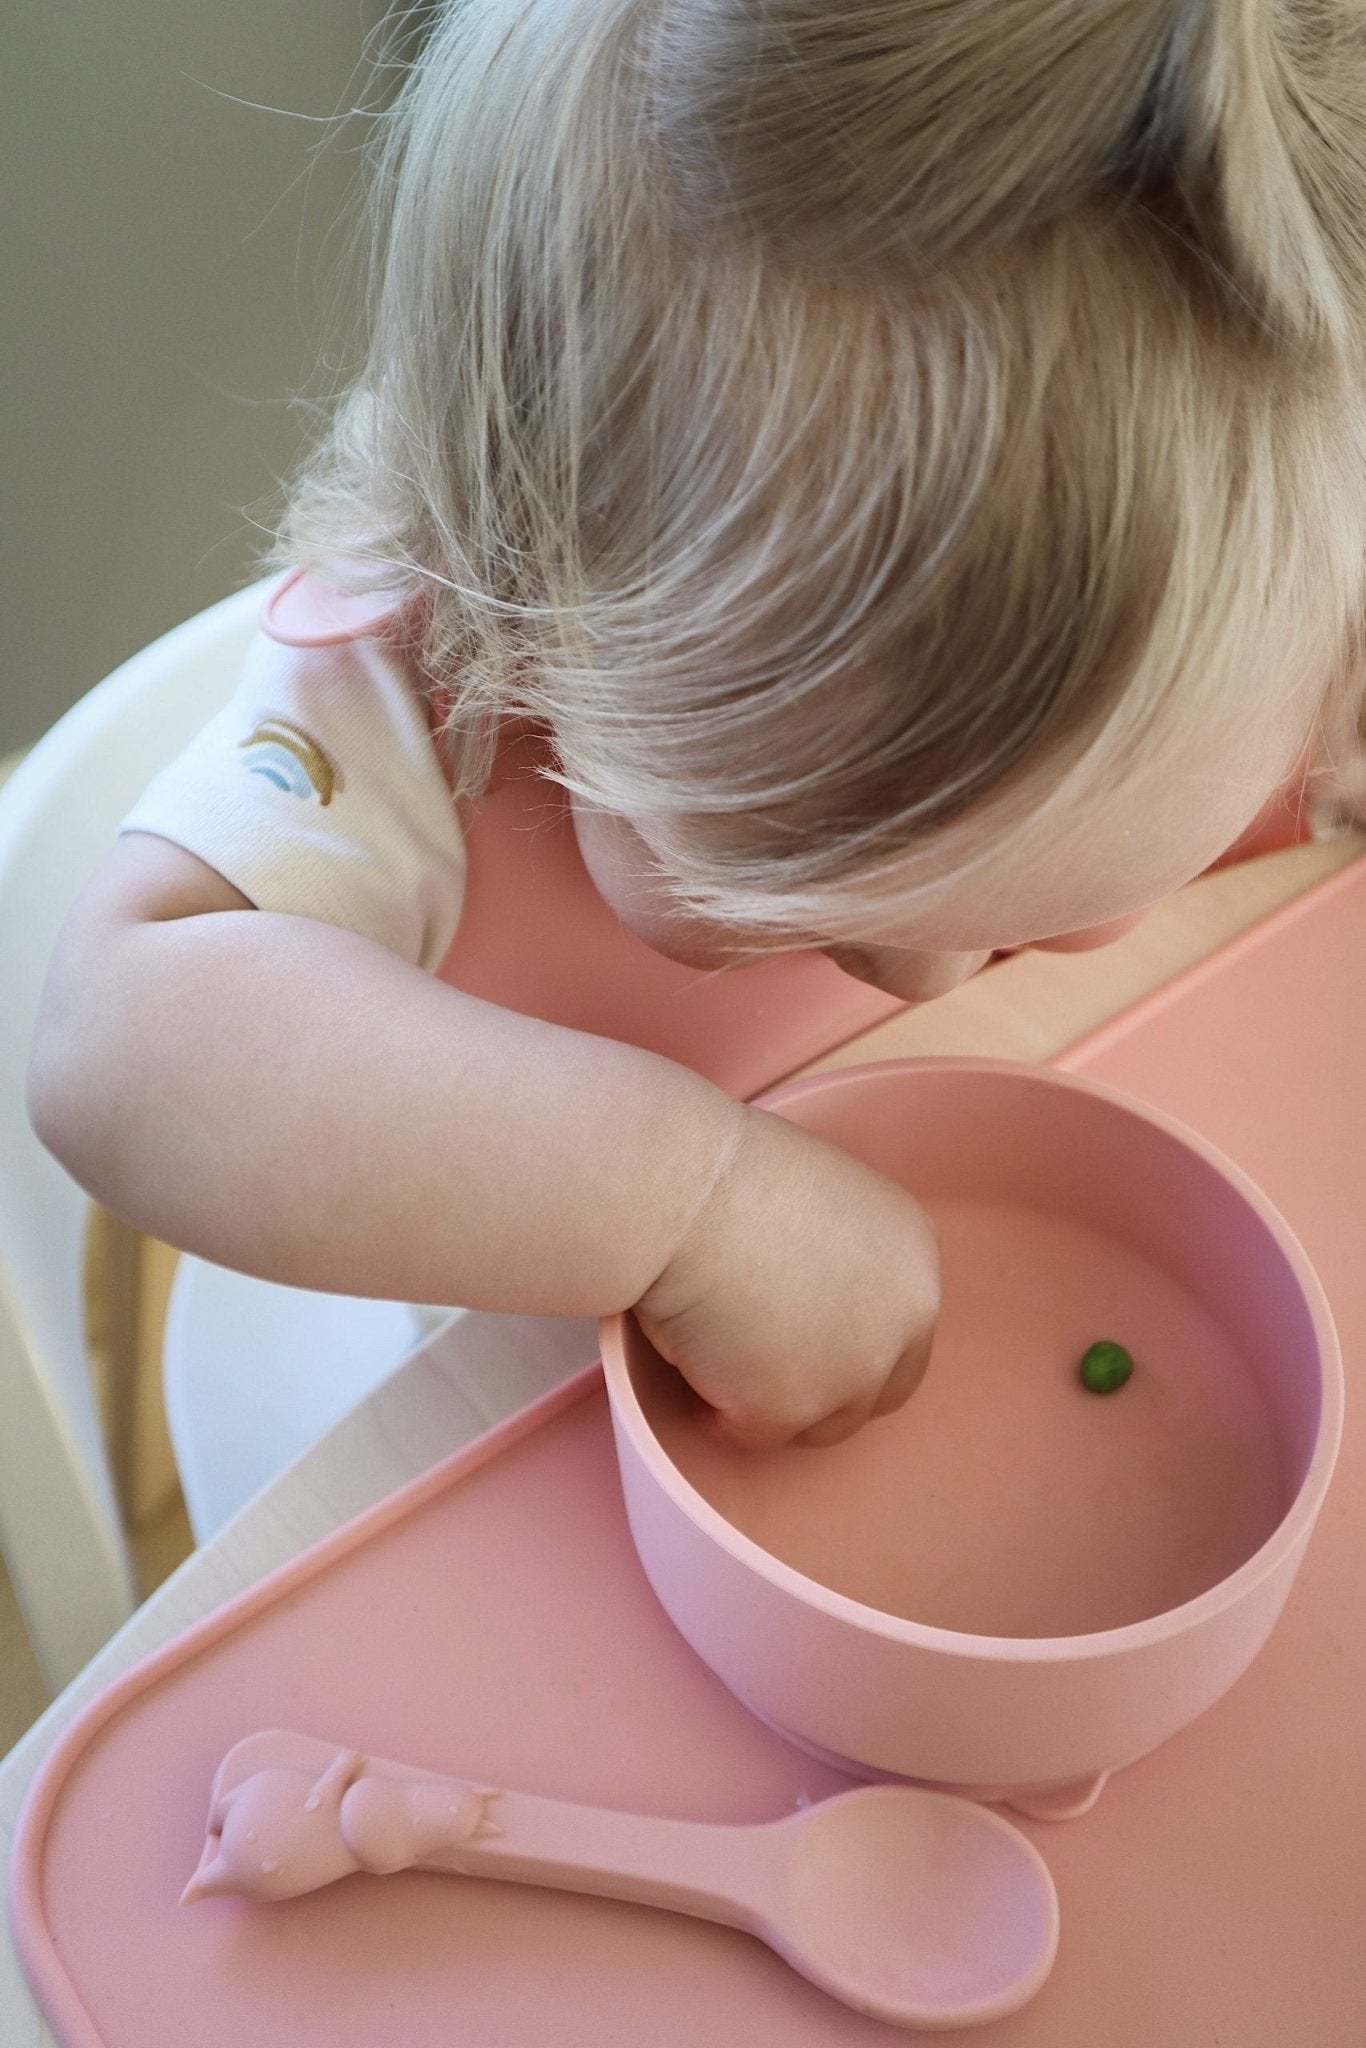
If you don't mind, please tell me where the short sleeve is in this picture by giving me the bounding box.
[117,628,466,973]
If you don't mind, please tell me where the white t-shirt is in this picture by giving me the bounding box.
[118,627,467,974]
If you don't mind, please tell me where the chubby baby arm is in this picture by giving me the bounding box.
[27,835,746,1315]
[28,832,938,1447]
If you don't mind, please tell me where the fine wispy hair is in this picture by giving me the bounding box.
[270,0,1366,939]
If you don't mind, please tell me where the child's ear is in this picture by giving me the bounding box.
[568,800,747,969]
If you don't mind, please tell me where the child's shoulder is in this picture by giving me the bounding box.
[260,565,416,651]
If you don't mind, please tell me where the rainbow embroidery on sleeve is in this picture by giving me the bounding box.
[238,719,342,806]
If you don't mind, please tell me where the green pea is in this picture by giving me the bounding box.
[1079,1340,1134,1394]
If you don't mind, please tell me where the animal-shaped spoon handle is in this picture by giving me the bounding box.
[183,1730,773,1926]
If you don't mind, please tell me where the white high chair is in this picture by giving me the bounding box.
[0,582,432,1692]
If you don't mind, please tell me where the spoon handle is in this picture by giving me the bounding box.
[405,1778,781,1930]
[192,1730,782,1929]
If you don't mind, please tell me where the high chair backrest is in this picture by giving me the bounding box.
[0,582,263,1691]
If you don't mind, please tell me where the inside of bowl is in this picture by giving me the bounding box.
[626,1066,1324,1641]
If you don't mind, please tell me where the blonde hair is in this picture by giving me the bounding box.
[275,0,1366,939]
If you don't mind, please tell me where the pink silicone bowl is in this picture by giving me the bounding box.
[600,1059,1342,1814]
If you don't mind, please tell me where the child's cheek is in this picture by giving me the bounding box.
[1028,909,1152,954]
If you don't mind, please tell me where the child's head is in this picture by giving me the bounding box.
[278,0,1366,953]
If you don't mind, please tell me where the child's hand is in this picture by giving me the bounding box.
[633,1104,939,1449]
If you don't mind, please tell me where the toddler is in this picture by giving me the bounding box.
[28,0,1366,1448]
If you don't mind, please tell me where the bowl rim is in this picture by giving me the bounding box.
[600,1055,1344,1664]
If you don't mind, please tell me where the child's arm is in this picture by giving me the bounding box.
[28,831,938,1448]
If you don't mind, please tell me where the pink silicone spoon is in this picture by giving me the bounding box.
[183,1731,1058,2030]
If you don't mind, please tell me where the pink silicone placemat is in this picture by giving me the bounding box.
[11,854,1366,2045]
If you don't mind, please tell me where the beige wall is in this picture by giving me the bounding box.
[3,4,392,752]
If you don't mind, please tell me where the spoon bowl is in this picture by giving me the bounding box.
[768,1784,1058,2029]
